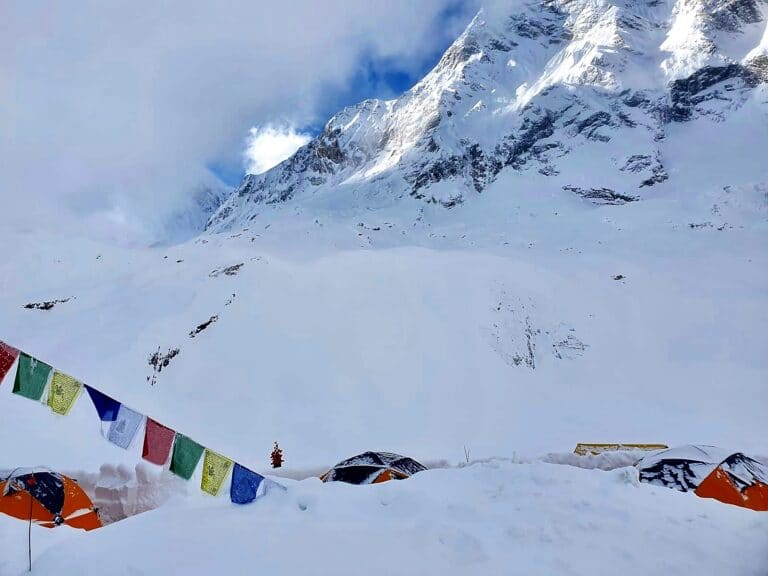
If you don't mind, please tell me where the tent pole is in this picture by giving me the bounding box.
[28,494,32,572]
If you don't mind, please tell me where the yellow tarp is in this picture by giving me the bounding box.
[574,443,668,456]
[47,371,82,415]
[201,449,233,496]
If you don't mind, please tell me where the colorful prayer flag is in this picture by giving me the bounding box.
[0,341,20,384]
[142,419,176,466]
[201,449,233,496]
[107,405,145,449]
[170,434,204,480]
[12,353,52,401]
[84,385,121,421]
[230,463,265,504]
[47,371,82,415]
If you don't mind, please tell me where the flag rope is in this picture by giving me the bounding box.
[0,339,281,505]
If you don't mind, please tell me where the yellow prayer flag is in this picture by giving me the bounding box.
[201,449,233,496]
[48,371,82,415]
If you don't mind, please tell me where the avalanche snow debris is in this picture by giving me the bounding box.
[552,334,589,360]
[482,288,590,369]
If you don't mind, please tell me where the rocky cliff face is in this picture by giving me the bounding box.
[208,0,767,231]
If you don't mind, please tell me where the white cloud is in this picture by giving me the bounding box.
[0,1,478,243]
[245,125,312,175]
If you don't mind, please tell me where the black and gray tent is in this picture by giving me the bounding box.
[320,452,427,485]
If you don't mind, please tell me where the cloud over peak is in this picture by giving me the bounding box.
[245,125,312,175]
[1,0,476,243]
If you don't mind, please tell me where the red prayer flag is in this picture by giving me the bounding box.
[0,341,20,384]
[142,418,176,466]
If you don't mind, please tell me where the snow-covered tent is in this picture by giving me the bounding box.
[637,446,768,511]
[695,453,768,511]
[637,445,731,491]
[320,452,427,485]
[0,467,101,531]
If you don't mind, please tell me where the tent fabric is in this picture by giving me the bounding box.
[636,445,729,492]
[142,419,176,466]
[717,453,768,488]
[201,450,233,496]
[638,445,733,471]
[637,445,768,511]
[695,453,768,511]
[12,353,52,401]
[48,371,83,415]
[84,385,121,422]
[637,459,715,492]
[230,464,265,504]
[0,469,101,531]
[2,470,64,516]
[325,465,396,485]
[321,452,427,485]
[107,405,145,449]
[170,434,204,480]
[0,341,19,383]
[330,451,428,475]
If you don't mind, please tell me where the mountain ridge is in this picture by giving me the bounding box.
[207,0,767,230]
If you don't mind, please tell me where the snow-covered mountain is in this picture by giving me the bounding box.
[208,0,767,230]
[2,3,767,573]
[163,179,232,243]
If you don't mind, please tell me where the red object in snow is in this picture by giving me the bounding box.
[270,442,283,469]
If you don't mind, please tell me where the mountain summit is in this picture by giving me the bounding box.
[208,0,767,230]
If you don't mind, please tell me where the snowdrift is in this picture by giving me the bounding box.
[2,461,766,576]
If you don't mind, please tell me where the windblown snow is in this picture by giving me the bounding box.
[1,0,767,573]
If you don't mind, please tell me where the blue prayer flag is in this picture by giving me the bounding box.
[230,463,265,505]
[85,385,121,422]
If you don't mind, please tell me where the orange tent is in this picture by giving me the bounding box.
[0,467,101,531]
[695,453,768,512]
[637,446,768,512]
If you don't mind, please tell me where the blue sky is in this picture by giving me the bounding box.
[211,2,471,186]
[3,0,476,242]
[206,55,438,186]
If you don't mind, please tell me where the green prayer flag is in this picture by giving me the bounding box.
[170,434,204,480]
[201,449,233,496]
[13,353,52,401]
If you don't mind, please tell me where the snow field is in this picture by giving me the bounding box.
[1,460,765,575]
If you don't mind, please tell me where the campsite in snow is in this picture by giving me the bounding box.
[2,0,767,574]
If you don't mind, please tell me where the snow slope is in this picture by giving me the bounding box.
[1,1,767,574]
[3,461,767,575]
[1,164,766,472]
